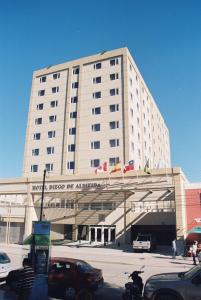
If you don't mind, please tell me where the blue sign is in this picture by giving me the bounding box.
[33,221,51,235]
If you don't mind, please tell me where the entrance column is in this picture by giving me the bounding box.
[101,226,104,243]
[72,225,78,241]
[24,191,35,238]
[108,227,111,242]
[88,226,91,242]
[95,227,97,243]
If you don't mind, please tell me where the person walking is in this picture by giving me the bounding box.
[192,241,198,265]
[16,257,35,300]
[172,239,177,259]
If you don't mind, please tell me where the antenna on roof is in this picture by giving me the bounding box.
[100,50,107,55]
[46,65,52,69]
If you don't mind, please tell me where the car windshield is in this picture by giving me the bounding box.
[137,236,150,241]
[0,253,10,264]
[76,261,93,273]
[180,265,201,279]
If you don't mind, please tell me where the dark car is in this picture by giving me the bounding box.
[48,257,103,299]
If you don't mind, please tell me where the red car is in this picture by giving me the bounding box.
[48,257,103,299]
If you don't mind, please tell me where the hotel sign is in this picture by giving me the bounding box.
[31,181,107,193]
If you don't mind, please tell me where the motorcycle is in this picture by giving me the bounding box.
[122,266,144,300]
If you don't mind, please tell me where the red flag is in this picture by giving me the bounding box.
[95,162,107,174]
[123,160,134,173]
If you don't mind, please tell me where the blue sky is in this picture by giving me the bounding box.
[0,0,200,182]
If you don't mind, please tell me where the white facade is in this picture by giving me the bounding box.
[23,48,171,177]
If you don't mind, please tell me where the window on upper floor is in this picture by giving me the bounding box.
[68,144,75,152]
[110,58,119,66]
[50,100,58,108]
[131,108,133,117]
[37,103,44,110]
[48,130,56,138]
[32,148,39,156]
[73,68,79,75]
[71,96,78,103]
[91,159,100,167]
[110,73,119,80]
[109,104,119,112]
[109,157,119,166]
[67,161,75,170]
[93,77,101,84]
[109,121,119,129]
[45,163,53,172]
[72,82,79,89]
[130,78,132,86]
[70,112,77,118]
[53,73,60,80]
[136,88,138,96]
[93,91,101,99]
[35,118,42,125]
[52,86,59,93]
[109,139,119,147]
[40,76,46,83]
[34,133,41,140]
[94,62,101,69]
[49,115,57,122]
[38,90,45,96]
[31,165,38,172]
[92,107,101,115]
[47,147,54,155]
[91,141,100,149]
[91,123,100,132]
[69,128,76,135]
[110,88,119,96]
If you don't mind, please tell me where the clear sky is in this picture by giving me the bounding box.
[0,0,200,182]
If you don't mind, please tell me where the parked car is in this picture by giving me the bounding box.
[143,264,201,300]
[133,234,156,252]
[6,257,103,299]
[0,252,11,281]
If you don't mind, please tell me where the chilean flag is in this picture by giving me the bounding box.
[95,162,107,174]
[123,160,134,173]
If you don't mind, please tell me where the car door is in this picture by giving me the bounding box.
[48,262,67,298]
[186,270,201,300]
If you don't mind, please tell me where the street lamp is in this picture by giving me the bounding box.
[40,169,47,221]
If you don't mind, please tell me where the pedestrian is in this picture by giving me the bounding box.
[16,257,35,300]
[192,241,198,265]
[172,239,177,259]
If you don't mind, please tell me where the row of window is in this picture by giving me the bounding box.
[40,73,60,83]
[93,73,119,84]
[94,58,119,70]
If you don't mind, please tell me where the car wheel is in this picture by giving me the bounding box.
[64,287,76,300]
[156,293,178,300]
[75,289,93,300]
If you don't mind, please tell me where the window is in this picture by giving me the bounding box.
[110,58,119,66]
[68,144,75,152]
[38,90,45,96]
[131,142,134,151]
[69,128,76,135]
[70,112,77,118]
[110,73,118,80]
[50,100,58,107]
[93,91,101,99]
[71,96,78,103]
[131,108,133,117]
[109,104,119,112]
[36,103,43,110]
[109,121,119,129]
[31,165,38,172]
[91,159,100,167]
[73,68,79,75]
[67,161,75,170]
[72,82,79,89]
[47,147,54,154]
[94,62,101,69]
[49,115,57,122]
[35,118,42,125]
[93,77,101,84]
[109,157,119,166]
[92,123,100,132]
[52,86,59,93]
[110,88,119,96]
[48,130,56,138]
[136,88,138,95]
[91,141,100,149]
[130,78,132,86]
[137,102,139,110]
[40,76,46,83]
[45,163,53,172]
[34,133,41,140]
[109,139,119,147]
[32,149,39,156]
[53,73,60,80]
[92,107,101,115]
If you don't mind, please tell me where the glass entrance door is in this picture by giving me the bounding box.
[89,226,116,243]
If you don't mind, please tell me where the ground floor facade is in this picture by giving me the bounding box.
[0,167,187,245]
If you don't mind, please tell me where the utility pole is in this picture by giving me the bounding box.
[40,169,46,221]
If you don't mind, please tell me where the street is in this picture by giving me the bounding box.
[0,243,194,299]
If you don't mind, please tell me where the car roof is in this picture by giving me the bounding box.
[50,257,86,264]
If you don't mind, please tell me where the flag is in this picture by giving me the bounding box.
[144,159,151,174]
[123,160,134,173]
[110,162,122,174]
[95,162,107,174]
